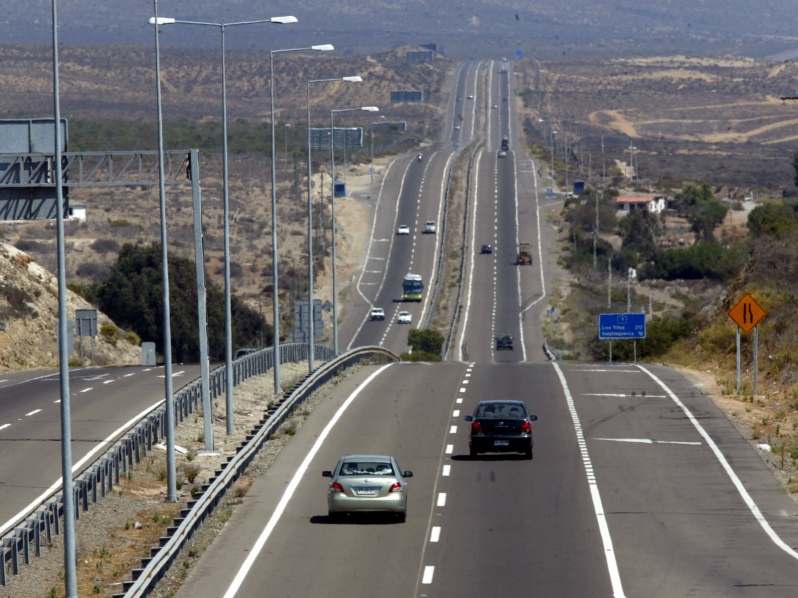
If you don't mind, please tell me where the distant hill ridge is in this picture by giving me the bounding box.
[3,0,797,58]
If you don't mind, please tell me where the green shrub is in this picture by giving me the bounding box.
[100,323,121,347]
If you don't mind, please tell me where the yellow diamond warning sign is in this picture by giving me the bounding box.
[728,293,766,333]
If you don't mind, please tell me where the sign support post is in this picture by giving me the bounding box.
[727,292,766,397]
[736,326,741,394]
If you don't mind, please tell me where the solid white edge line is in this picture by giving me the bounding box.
[552,362,626,597]
[222,363,393,598]
[638,364,798,561]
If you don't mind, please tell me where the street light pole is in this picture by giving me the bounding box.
[270,44,333,392]
[370,115,385,186]
[149,15,296,436]
[330,106,379,355]
[306,75,362,372]
[51,2,77,594]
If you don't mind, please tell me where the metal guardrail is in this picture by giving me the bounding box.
[0,342,335,586]
[117,346,398,598]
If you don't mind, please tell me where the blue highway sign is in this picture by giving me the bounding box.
[599,313,646,340]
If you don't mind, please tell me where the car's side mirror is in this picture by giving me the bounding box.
[403,471,414,478]
[529,415,538,421]
[322,471,333,478]
[464,415,473,422]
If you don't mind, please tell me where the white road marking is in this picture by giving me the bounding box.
[456,398,463,404]
[103,380,115,385]
[442,465,451,476]
[0,424,10,431]
[80,388,93,393]
[0,390,168,538]
[595,438,702,446]
[638,364,798,561]
[437,493,447,507]
[422,566,435,584]
[430,527,441,542]
[449,425,457,434]
[221,364,394,598]
[25,409,41,417]
[123,373,135,378]
[573,368,639,373]
[552,362,626,596]
[453,410,460,417]
[459,387,466,393]
[445,444,453,454]
[462,380,469,384]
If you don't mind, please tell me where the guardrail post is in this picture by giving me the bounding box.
[1,542,6,584]
[34,518,41,557]
[11,532,19,573]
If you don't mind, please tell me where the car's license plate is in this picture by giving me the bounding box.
[356,488,379,496]
[494,440,510,447]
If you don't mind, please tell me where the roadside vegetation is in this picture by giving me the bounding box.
[543,168,798,486]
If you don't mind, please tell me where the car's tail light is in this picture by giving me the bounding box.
[389,482,404,493]
[329,482,345,493]
[520,420,532,434]
[471,421,483,434]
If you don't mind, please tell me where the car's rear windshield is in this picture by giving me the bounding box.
[476,404,525,418]
[339,461,394,476]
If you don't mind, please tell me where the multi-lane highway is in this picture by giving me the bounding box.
[173,60,798,597]
[0,364,200,536]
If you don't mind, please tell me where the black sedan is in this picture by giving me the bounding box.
[464,400,537,459]
[480,244,493,254]
[495,334,513,350]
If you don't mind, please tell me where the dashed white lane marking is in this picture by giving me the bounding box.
[430,527,441,542]
[552,362,626,596]
[437,493,447,507]
[453,410,460,417]
[80,388,93,393]
[449,425,457,434]
[464,373,471,377]
[445,444,453,454]
[25,409,41,417]
[459,387,466,393]
[422,566,435,584]
[442,465,451,476]
[123,373,135,378]
[103,380,114,385]
[462,380,469,384]
[0,424,10,431]
[595,438,702,446]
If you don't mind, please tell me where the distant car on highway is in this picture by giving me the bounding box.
[322,455,413,522]
[480,244,493,254]
[397,224,410,235]
[498,150,507,158]
[454,124,461,130]
[492,104,498,109]
[423,220,437,234]
[397,311,412,324]
[467,95,474,100]
[370,307,385,321]
[464,400,538,459]
[496,334,513,350]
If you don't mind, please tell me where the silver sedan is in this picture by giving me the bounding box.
[322,455,413,522]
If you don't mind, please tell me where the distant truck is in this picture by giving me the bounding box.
[517,242,532,265]
[501,137,509,152]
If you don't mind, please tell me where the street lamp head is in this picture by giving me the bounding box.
[149,17,176,25]
[312,44,335,52]
[270,16,298,24]
[343,76,363,82]
[362,106,379,112]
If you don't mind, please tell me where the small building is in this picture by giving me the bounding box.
[66,205,86,222]
[615,195,667,216]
